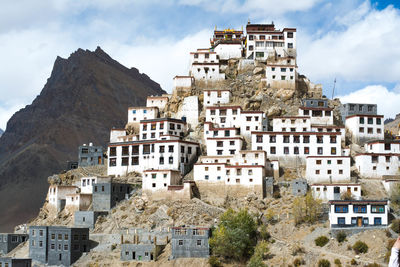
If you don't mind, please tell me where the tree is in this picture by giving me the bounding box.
[293,192,323,225]
[210,208,258,262]
[247,241,269,267]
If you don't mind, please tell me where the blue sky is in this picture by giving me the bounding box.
[0,0,399,129]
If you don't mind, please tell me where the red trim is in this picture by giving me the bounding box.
[174,75,193,79]
[203,89,230,92]
[194,163,226,165]
[312,183,360,186]
[191,62,220,65]
[273,116,310,119]
[225,165,264,168]
[345,114,384,119]
[300,107,333,111]
[242,111,264,114]
[143,169,181,173]
[190,51,216,54]
[311,124,345,129]
[355,153,400,157]
[251,131,341,136]
[329,200,387,204]
[109,139,200,146]
[207,137,243,140]
[366,140,400,145]
[306,156,350,159]
[206,106,241,110]
[128,106,158,110]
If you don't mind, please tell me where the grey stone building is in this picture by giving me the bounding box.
[29,226,89,266]
[291,178,308,196]
[78,143,104,167]
[92,181,132,212]
[0,257,31,267]
[0,234,28,254]
[340,103,377,122]
[171,227,210,259]
[263,177,274,198]
[121,244,161,261]
[74,211,108,229]
[301,98,328,108]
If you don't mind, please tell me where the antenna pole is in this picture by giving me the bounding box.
[331,78,336,99]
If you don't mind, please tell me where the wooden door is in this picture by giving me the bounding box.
[357,217,362,227]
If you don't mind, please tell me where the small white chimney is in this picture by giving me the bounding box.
[89,142,93,146]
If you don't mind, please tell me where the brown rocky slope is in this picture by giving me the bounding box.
[0,47,165,231]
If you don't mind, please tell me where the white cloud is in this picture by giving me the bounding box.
[337,85,400,119]
[298,2,400,84]
[177,0,321,16]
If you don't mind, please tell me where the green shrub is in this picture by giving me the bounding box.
[350,259,357,265]
[385,229,392,237]
[208,256,222,267]
[391,219,400,233]
[293,257,305,266]
[352,241,368,254]
[273,191,281,199]
[315,236,329,247]
[336,231,346,243]
[318,259,331,267]
[365,264,382,267]
[210,208,258,261]
[334,258,341,266]
[258,224,271,241]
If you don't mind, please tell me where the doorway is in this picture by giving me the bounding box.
[357,217,362,227]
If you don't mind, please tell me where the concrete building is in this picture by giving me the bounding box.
[305,156,351,183]
[65,193,92,211]
[171,227,210,259]
[203,122,241,140]
[78,143,104,167]
[340,103,377,123]
[146,95,169,111]
[80,177,98,194]
[127,107,159,124]
[302,98,328,108]
[263,177,274,198]
[203,89,230,107]
[354,152,400,178]
[189,49,225,81]
[328,200,388,228]
[205,137,244,156]
[251,131,342,165]
[48,185,79,212]
[92,179,132,212]
[364,140,400,154]
[74,211,107,229]
[29,226,89,266]
[139,118,187,141]
[291,178,308,196]
[245,22,296,61]
[142,169,181,192]
[120,244,162,262]
[298,106,333,125]
[0,257,31,267]
[311,183,361,202]
[172,76,194,97]
[107,138,200,176]
[345,114,384,145]
[0,234,28,254]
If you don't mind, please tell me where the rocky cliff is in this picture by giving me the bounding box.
[0,129,3,137]
[0,47,165,231]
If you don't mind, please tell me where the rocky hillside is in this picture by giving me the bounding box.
[0,129,3,137]
[385,113,400,135]
[0,47,165,231]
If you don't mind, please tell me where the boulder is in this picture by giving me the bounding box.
[267,106,281,117]
[253,67,264,75]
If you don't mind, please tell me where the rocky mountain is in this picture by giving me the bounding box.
[0,129,3,137]
[384,113,400,135]
[0,47,165,231]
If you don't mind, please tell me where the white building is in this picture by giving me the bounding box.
[345,114,384,145]
[127,107,159,123]
[110,129,128,143]
[354,152,400,178]
[205,106,267,137]
[272,116,311,132]
[305,156,351,183]
[364,140,400,154]
[146,95,169,110]
[204,122,240,139]
[329,200,388,228]
[174,95,199,129]
[193,151,270,186]
[142,169,181,192]
[107,138,200,176]
[206,137,243,156]
[203,89,230,107]
[48,185,79,211]
[265,58,297,90]
[311,183,361,202]
[311,125,345,141]
[251,131,342,165]
[382,177,400,193]
[80,177,97,194]
[139,118,187,140]
[210,28,244,60]
[189,49,225,81]
[298,107,333,125]
[245,23,296,61]
[173,76,194,96]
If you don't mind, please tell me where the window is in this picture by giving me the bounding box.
[316,160,322,165]
[169,157,173,164]
[339,170,343,174]
[270,147,276,154]
[197,240,202,246]
[270,136,276,143]
[338,217,346,225]
[368,117,373,124]
[39,240,43,247]
[371,205,385,213]
[51,233,55,240]
[178,240,184,246]
[64,234,68,240]
[385,143,391,150]
[304,147,309,154]
[367,128,373,134]
[317,147,323,155]
[353,205,367,213]
[168,145,174,152]
[159,157,164,165]
[284,147,289,154]
[110,147,116,156]
[159,146,165,153]
[256,135,263,143]
[230,141,235,146]
[335,205,348,213]
[287,32,293,38]
[359,127,364,133]
[294,147,299,154]
[58,234,62,240]
[283,136,290,143]
[374,218,382,225]
[337,160,343,164]
[303,136,310,143]
[317,136,323,143]
[51,243,55,250]
[359,117,364,124]
[330,136,336,143]
[248,169,253,175]
[376,118,381,125]
[64,244,68,251]
[121,157,129,166]
[217,141,223,147]
[288,43,293,48]
[386,156,391,163]
[331,147,337,155]
[363,218,369,225]
[315,170,320,174]
[294,136,300,143]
